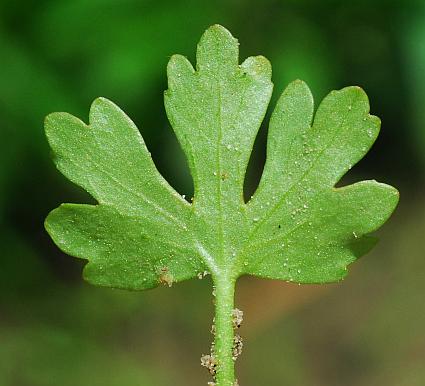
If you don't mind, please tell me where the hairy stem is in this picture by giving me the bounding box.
[213,274,236,386]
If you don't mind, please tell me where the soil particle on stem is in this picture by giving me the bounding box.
[232,334,243,360]
[232,308,243,329]
[201,354,217,376]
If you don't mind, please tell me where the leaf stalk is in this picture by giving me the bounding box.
[212,274,237,385]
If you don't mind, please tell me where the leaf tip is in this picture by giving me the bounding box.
[197,24,239,71]
[205,23,235,39]
[199,24,237,49]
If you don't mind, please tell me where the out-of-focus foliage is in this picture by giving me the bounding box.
[0,1,424,385]
[402,3,425,166]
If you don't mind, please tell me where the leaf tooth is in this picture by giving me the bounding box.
[240,55,272,79]
[166,54,195,90]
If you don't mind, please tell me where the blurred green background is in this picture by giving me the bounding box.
[1,1,424,385]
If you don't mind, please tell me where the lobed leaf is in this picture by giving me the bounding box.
[45,25,399,290]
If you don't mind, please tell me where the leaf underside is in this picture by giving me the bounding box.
[45,25,399,290]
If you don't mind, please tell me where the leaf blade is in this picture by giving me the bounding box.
[45,24,399,291]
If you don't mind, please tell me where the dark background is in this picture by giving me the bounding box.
[1,1,424,385]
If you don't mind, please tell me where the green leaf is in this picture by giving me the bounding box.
[45,25,398,290]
